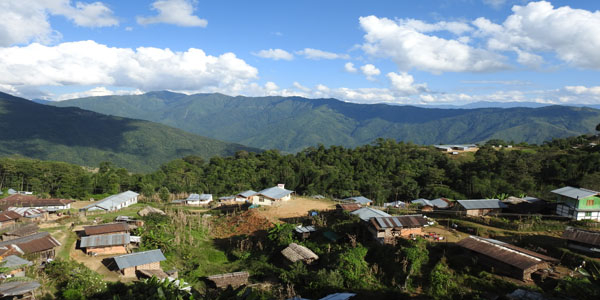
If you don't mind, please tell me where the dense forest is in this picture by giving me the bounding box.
[2,135,599,203]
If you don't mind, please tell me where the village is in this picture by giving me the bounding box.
[0,182,598,300]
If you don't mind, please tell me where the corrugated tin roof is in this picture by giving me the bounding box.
[0,281,41,296]
[344,196,372,205]
[237,190,257,198]
[430,198,451,208]
[457,236,557,270]
[187,194,200,201]
[80,233,130,248]
[7,207,45,217]
[1,255,32,269]
[257,186,293,200]
[551,186,599,199]
[0,195,73,208]
[337,203,362,211]
[0,232,60,254]
[457,199,507,210]
[294,226,316,233]
[350,207,391,222]
[113,249,166,270]
[562,227,600,247]
[319,293,356,300]
[411,198,433,207]
[0,211,22,222]
[3,224,38,237]
[371,215,428,230]
[84,223,129,236]
[383,201,406,208]
[83,191,139,211]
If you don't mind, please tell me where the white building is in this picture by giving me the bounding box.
[82,191,139,212]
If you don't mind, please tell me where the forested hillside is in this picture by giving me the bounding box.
[0,92,257,172]
[50,92,600,152]
[2,136,599,203]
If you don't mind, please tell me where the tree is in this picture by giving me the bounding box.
[158,186,170,202]
[428,258,457,299]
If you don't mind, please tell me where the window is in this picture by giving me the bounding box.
[587,199,595,206]
[585,212,592,217]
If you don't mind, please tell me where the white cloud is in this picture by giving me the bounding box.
[344,62,357,73]
[387,72,427,95]
[360,64,381,80]
[359,15,507,73]
[55,86,143,101]
[564,86,600,96]
[253,48,294,61]
[293,82,311,93]
[473,1,600,69]
[0,0,118,46]
[398,19,473,35]
[0,41,258,99]
[137,0,207,27]
[295,48,350,60]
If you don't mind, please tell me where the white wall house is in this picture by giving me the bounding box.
[82,191,139,212]
[252,185,293,206]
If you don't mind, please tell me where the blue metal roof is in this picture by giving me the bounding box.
[258,186,293,200]
[350,207,390,221]
[80,233,130,248]
[430,198,450,208]
[1,255,32,269]
[238,190,257,198]
[319,293,356,300]
[551,186,599,199]
[457,199,507,209]
[83,191,139,211]
[411,198,433,207]
[113,249,166,270]
[344,196,372,205]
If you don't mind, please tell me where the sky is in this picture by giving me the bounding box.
[1,0,600,106]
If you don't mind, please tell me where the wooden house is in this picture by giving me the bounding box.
[2,224,39,241]
[561,226,600,257]
[281,243,318,264]
[0,211,22,229]
[456,199,507,216]
[368,215,429,245]
[294,226,316,239]
[457,236,558,281]
[80,233,130,255]
[0,232,60,261]
[207,271,250,288]
[112,249,167,278]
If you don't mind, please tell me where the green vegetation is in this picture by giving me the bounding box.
[50,92,600,152]
[0,92,257,172]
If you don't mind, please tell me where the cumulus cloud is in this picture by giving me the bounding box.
[473,1,600,69]
[344,62,357,73]
[359,15,507,73]
[0,41,258,98]
[564,86,600,96]
[0,0,118,46]
[137,0,207,27]
[55,86,143,101]
[398,19,473,35]
[295,48,350,60]
[360,64,381,80]
[253,48,294,61]
[387,72,427,95]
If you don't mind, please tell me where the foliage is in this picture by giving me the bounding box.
[106,277,195,300]
[428,258,457,300]
[267,223,295,247]
[553,276,600,300]
[44,259,107,299]
[337,245,373,289]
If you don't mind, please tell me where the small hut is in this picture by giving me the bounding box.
[281,243,318,264]
[207,271,250,288]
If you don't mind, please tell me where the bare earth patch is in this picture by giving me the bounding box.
[255,197,335,222]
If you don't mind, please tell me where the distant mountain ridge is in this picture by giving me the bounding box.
[415,101,600,110]
[47,92,600,152]
[0,92,257,172]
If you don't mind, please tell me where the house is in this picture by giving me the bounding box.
[411,198,434,211]
[84,223,130,236]
[173,193,213,205]
[0,280,41,299]
[80,233,130,255]
[253,185,293,206]
[336,203,362,212]
[552,186,600,221]
[0,255,33,278]
[434,144,478,152]
[502,196,545,214]
[0,232,61,260]
[112,249,167,277]
[7,189,16,195]
[0,211,22,228]
[2,224,39,241]
[82,191,139,212]
[236,190,258,203]
[456,199,507,216]
[0,194,73,211]
[368,215,429,244]
[430,198,452,209]
[350,207,391,222]
[343,196,372,206]
[8,207,47,220]
[115,216,144,227]
[457,236,558,281]
[138,206,166,217]
[207,271,249,288]
[281,243,318,264]
[561,227,600,256]
[294,226,316,239]
[383,201,406,208]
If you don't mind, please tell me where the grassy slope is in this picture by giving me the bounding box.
[0,92,258,172]
[51,92,600,152]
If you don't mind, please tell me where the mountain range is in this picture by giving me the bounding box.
[48,92,600,153]
[0,92,256,172]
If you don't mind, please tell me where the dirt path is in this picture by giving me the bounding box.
[255,197,335,222]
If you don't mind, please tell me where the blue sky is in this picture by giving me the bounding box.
[1,0,599,105]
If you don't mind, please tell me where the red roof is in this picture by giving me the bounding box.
[84,223,130,236]
[0,195,73,208]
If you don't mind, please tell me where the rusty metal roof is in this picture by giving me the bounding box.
[0,195,73,208]
[3,224,39,237]
[457,236,557,270]
[337,203,362,211]
[0,232,60,254]
[0,211,22,222]
[80,233,130,248]
[370,215,428,230]
[84,223,129,236]
[562,227,600,247]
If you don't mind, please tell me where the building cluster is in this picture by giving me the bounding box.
[172,184,294,207]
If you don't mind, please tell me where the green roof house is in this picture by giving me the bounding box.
[552,186,600,221]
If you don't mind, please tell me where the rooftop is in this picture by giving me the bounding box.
[562,226,600,247]
[281,243,318,263]
[551,186,599,200]
[113,249,166,270]
[83,190,139,211]
[257,186,293,200]
[80,233,130,248]
[0,211,22,222]
[457,199,507,210]
[0,255,32,270]
[350,207,391,222]
[84,223,129,236]
[344,196,372,205]
[0,232,60,254]
[0,280,41,297]
[237,190,257,198]
[370,215,428,230]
